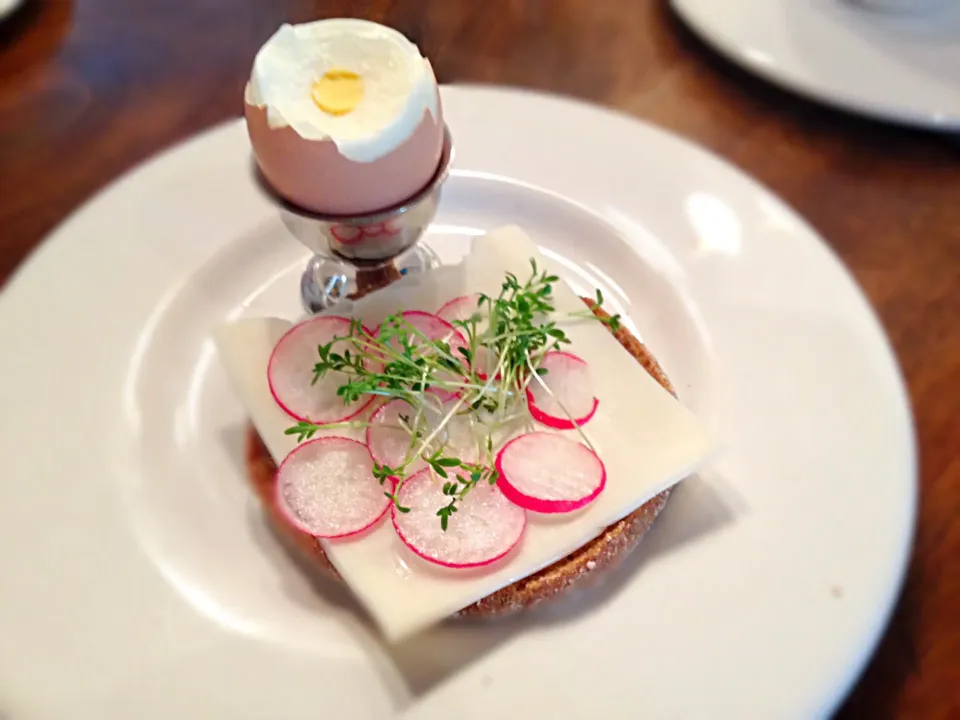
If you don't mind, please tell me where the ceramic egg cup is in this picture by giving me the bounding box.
[256,126,453,314]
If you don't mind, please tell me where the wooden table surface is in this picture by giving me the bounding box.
[1,1,957,716]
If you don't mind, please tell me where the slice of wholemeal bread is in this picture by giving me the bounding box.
[244,298,674,619]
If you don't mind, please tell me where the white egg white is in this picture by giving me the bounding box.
[248,19,439,162]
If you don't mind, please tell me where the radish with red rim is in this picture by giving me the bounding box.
[437,296,501,381]
[276,436,390,538]
[422,397,481,465]
[367,395,480,475]
[269,315,376,423]
[373,310,466,348]
[392,468,526,568]
[366,398,423,472]
[436,294,482,324]
[495,432,606,513]
[525,351,598,430]
[374,311,469,401]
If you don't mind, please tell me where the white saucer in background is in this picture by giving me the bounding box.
[0,0,24,21]
[672,0,960,131]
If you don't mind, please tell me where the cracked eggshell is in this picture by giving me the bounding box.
[244,19,445,216]
[245,86,443,215]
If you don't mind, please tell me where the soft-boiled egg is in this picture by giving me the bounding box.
[245,19,444,216]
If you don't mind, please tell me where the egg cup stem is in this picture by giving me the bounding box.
[299,259,349,313]
[299,245,439,314]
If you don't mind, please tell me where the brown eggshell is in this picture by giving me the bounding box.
[245,88,444,216]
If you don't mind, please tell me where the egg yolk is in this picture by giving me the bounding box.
[311,69,364,116]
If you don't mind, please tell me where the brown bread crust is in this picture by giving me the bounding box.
[244,298,675,618]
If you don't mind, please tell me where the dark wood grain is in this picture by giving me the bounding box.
[1,1,957,716]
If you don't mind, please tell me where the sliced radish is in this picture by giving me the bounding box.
[470,348,498,382]
[378,310,467,348]
[422,396,480,465]
[276,436,390,538]
[392,468,526,568]
[495,432,606,514]
[268,315,375,423]
[367,395,479,472]
[525,351,598,430]
[435,295,497,379]
[436,294,482,324]
[376,311,468,401]
[366,398,426,474]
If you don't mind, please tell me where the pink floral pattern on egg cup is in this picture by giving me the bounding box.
[330,219,402,246]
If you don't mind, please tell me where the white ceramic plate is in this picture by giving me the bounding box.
[0,86,915,719]
[672,0,960,131]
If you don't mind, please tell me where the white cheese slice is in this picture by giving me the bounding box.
[214,225,715,641]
